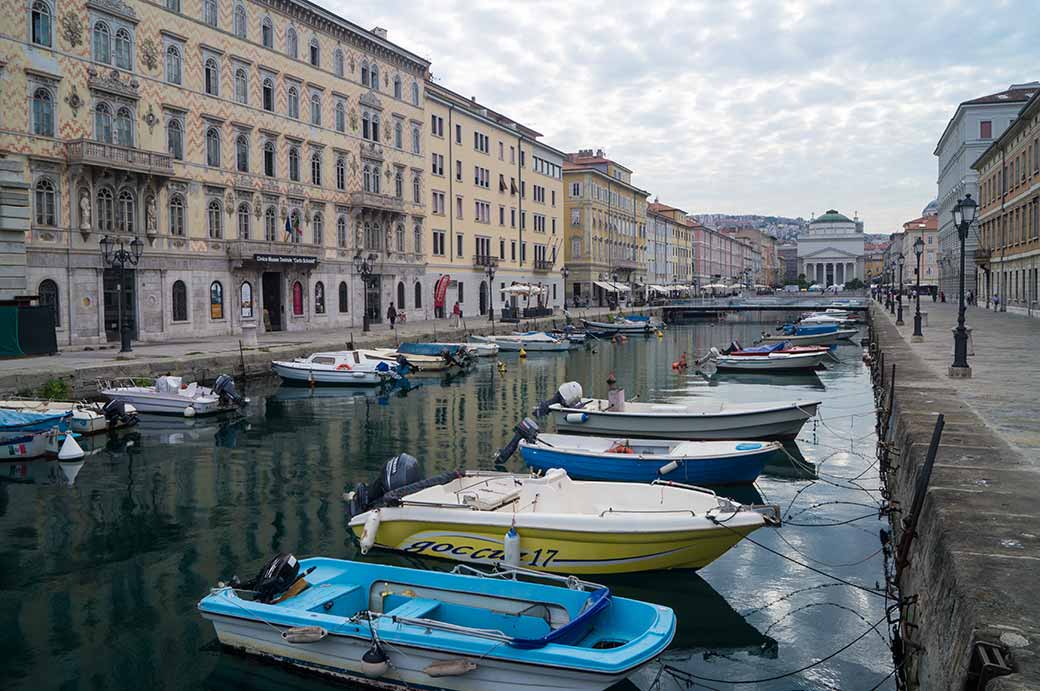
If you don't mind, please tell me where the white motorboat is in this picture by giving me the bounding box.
[581,318,658,335]
[271,351,399,386]
[535,382,819,441]
[0,399,138,434]
[97,374,247,417]
[359,348,457,372]
[759,329,856,346]
[471,332,571,352]
[425,341,499,357]
[705,348,829,372]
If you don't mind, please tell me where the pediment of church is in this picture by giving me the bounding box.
[799,246,861,259]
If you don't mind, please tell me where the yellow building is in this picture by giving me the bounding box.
[563,149,649,307]
[424,83,564,318]
[2,0,428,344]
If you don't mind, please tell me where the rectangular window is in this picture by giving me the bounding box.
[432,230,445,256]
[980,120,992,139]
[499,238,505,259]
[432,191,445,214]
[431,115,444,137]
[571,182,581,197]
[455,123,462,144]
[498,206,505,225]
[499,141,504,160]
[511,240,516,261]
[456,232,463,257]
[456,195,463,219]
[456,159,462,181]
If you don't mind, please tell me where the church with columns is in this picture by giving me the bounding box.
[797,209,865,287]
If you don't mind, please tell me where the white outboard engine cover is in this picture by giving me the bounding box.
[557,382,583,407]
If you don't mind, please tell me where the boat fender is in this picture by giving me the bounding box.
[360,510,381,554]
[361,642,389,677]
[519,347,527,358]
[57,434,85,461]
[564,413,588,424]
[281,626,327,644]
[503,526,520,566]
[184,406,196,418]
[424,659,478,677]
[658,460,680,476]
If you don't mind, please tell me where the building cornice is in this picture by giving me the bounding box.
[563,166,650,198]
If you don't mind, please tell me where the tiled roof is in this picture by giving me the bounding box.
[961,83,1039,106]
[902,215,938,231]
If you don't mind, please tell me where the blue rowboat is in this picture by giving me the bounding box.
[398,342,468,358]
[0,409,71,435]
[519,433,779,484]
[198,555,675,691]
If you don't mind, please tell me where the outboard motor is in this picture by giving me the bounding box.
[721,340,743,355]
[346,453,423,517]
[237,553,301,604]
[493,417,541,464]
[213,374,246,408]
[530,381,584,418]
[101,399,138,430]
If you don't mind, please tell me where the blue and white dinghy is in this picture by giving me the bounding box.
[198,554,675,691]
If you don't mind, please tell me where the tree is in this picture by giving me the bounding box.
[845,277,864,290]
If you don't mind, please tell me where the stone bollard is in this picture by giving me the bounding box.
[240,321,259,347]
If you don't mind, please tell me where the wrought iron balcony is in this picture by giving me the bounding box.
[66,138,173,175]
[349,190,405,214]
[473,254,498,269]
[533,258,554,272]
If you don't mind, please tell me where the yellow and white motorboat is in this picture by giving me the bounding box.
[347,465,778,575]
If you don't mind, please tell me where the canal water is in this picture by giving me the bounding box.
[0,318,894,690]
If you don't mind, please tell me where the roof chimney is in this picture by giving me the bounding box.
[371,26,388,39]
[595,148,605,157]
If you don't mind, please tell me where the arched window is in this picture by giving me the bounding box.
[165,45,181,84]
[395,224,405,252]
[370,65,379,91]
[361,111,370,140]
[172,280,187,321]
[240,281,253,318]
[31,1,52,47]
[288,209,301,243]
[333,49,344,77]
[263,140,275,176]
[233,3,247,38]
[169,194,185,236]
[371,164,380,193]
[310,93,321,126]
[166,118,183,159]
[310,152,321,186]
[234,68,248,104]
[115,107,133,146]
[93,22,111,64]
[210,281,224,320]
[394,169,403,199]
[114,28,132,69]
[414,281,422,309]
[286,27,297,58]
[312,211,323,245]
[335,157,345,190]
[264,206,276,241]
[412,175,421,204]
[336,216,347,247]
[314,281,325,313]
[338,281,348,313]
[287,86,299,118]
[204,58,219,95]
[34,179,56,226]
[394,121,402,148]
[288,146,300,181]
[393,76,402,99]
[96,188,114,232]
[203,0,217,27]
[94,102,112,143]
[291,280,303,315]
[262,77,274,111]
[371,114,380,142]
[205,127,220,166]
[411,82,419,106]
[236,134,249,172]
[397,281,405,307]
[309,38,320,67]
[261,17,273,48]
[32,88,53,136]
[360,62,369,87]
[413,224,422,254]
[116,189,135,233]
[411,126,421,155]
[335,101,345,132]
[207,199,222,239]
[362,164,371,192]
[38,279,59,326]
[237,203,250,239]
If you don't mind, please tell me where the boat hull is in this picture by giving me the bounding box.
[272,362,385,385]
[713,353,828,372]
[581,320,654,335]
[471,336,570,352]
[760,331,842,346]
[1,432,52,460]
[99,392,228,415]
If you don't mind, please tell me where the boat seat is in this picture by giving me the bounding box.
[281,584,364,613]
[458,486,521,511]
[386,597,441,620]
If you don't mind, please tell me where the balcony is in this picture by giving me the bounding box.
[473,254,498,269]
[614,258,639,270]
[66,138,173,176]
[974,247,991,265]
[349,190,404,214]
[533,258,554,273]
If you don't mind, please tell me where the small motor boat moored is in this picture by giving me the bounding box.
[272,351,404,386]
[98,374,247,416]
[702,347,830,372]
[470,332,571,352]
[199,554,676,691]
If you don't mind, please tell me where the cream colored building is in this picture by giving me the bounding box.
[900,214,939,292]
[3,0,429,344]
[424,83,564,319]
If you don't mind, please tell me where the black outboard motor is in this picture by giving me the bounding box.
[721,340,743,355]
[237,553,300,604]
[346,453,423,517]
[493,417,541,464]
[530,381,584,418]
[213,374,246,408]
[101,399,138,430]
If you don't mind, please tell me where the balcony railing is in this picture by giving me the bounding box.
[66,138,173,175]
[614,258,639,270]
[473,254,498,269]
[974,247,992,265]
[349,190,405,213]
[533,258,554,272]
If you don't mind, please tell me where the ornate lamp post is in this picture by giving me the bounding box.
[950,194,977,378]
[896,253,905,325]
[560,265,570,308]
[912,237,925,341]
[485,259,497,322]
[353,251,375,332]
[99,235,143,353]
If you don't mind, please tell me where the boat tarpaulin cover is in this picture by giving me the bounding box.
[0,409,69,432]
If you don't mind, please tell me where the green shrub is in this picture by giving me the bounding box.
[39,378,69,400]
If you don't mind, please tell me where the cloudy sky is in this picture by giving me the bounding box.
[322,0,1037,233]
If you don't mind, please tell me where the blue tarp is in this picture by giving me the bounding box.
[0,409,70,433]
[398,343,465,357]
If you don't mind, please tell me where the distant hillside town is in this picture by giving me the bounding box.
[692,214,808,243]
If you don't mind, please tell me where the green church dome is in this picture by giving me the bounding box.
[813,209,852,223]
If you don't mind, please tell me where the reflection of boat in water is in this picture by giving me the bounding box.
[132,415,250,448]
[761,440,818,479]
[0,458,86,486]
[710,371,827,390]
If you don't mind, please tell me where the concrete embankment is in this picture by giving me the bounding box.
[0,308,656,399]
[871,303,1040,690]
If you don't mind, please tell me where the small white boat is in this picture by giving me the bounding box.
[0,399,137,435]
[98,374,246,417]
[471,332,571,352]
[759,329,856,346]
[426,341,499,357]
[0,430,54,460]
[359,348,457,372]
[705,348,829,372]
[271,351,398,386]
[536,382,819,441]
[581,318,658,335]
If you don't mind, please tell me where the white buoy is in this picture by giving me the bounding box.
[184,406,197,418]
[564,412,588,424]
[57,434,85,461]
[658,460,680,476]
[360,510,381,554]
[503,526,520,566]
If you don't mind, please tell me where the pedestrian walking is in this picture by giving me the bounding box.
[940,291,946,303]
[993,292,1000,311]
[452,300,462,328]
[967,290,974,306]
[387,302,397,329]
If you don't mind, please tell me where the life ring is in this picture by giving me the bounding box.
[336,363,352,370]
[608,442,635,454]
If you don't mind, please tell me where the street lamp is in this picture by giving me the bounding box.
[99,235,143,353]
[560,265,570,308]
[353,251,375,332]
[485,259,497,322]
[911,237,927,339]
[896,253,905,325]
[950,194,977,377]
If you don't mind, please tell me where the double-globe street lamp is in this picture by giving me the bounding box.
[896,253,905,325]
[950,194,978,378]
[353,251,376,332]
[99,235,143,353]
[912,236,925,340]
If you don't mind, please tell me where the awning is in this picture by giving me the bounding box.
[648,285,671,294]
[611,282,631,293]
[594,280,618,292]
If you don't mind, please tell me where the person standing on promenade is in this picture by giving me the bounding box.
[387,302,397,329]
[452,300,462,328]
